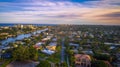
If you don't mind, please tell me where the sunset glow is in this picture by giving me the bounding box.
[0,0,120,25]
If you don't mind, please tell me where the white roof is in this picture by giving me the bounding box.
[104,42,120,45]
[42,37,51,41]
[35,42,43,46]
[52,38,57,41]
[82,50,93,54]
[49,42,57,46]
[69,43,79,46]
[110,46,115,49]
[3,46,11,50]
[41,49,55,55]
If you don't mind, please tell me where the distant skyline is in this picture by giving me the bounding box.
[0,0,120,25]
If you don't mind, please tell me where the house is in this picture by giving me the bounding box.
[72,32,77,36]
[69,43,79,49]
[109,46,116,49]
[52,37,57,42]
[46,46,56,51]
[49,42,57,46]
[76,35,80,38]
[81,50,93,55]
[41,42,57,55]
[2,46,11,50]
[74,54,91,67]
[46,42,57,51]
[42,38,49,42]
[34,42,44,50]
[41,49,55,55]
[70,49,79,54]
[104,42,120,46]
[68,43,80,54]
[41,35,52,42]
[89,33,94,38]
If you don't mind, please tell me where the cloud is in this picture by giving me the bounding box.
[0,0,120,25]
[94,12,120,22]
[40,14,83,19]
[98,12,120,17]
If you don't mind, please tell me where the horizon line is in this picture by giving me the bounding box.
[0,23,120,26]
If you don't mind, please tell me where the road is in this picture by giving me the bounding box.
[61,38,65,63]
[67,55,70,67]
[61,38,70,67]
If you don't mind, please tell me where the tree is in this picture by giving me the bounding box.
[12,45,29,61]
[70,55,75,67]
[12,45,38,61]
[92,60,109,67]
[36,60,51,67]
[29,45,38,61]
[68,50,74,55]
[93,53,111,62]
[61,62,67,67]
[55,63,60,67]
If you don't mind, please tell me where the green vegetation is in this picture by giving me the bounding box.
[46,52,60,63]
[61,62,68,67]
[0,59,13,67]
[92,60,109,67]
[93,53,111,62]
[0,25,120,67]
[36,60,51,67]
[0,25,45,40]
[12,45,38,61]
[38,51,47,58]
[39,46,61,63]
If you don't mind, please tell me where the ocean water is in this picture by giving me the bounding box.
[0,23,16,27]
[0,23,57,27]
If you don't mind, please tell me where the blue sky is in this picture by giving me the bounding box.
[0,0,101,2]
[0,0,120,25]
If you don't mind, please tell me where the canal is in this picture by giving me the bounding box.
[0,28,48,46]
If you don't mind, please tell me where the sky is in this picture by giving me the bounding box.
[0,0,120,25]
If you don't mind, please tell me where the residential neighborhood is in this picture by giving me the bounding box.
[0,0,120,66]
[0,24,120,67]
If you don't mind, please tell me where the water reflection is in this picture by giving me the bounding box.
[1,28,48,46]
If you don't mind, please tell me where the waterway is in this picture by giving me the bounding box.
[0,28,48,46]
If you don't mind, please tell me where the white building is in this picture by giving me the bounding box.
[41,49,55,55]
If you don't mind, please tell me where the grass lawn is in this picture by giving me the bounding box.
[38,51,61,63]
[46,52,61,63]
[38,52,47,58]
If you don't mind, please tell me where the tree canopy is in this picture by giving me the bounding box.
[12,45,38,61]
[36,60,51,67]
